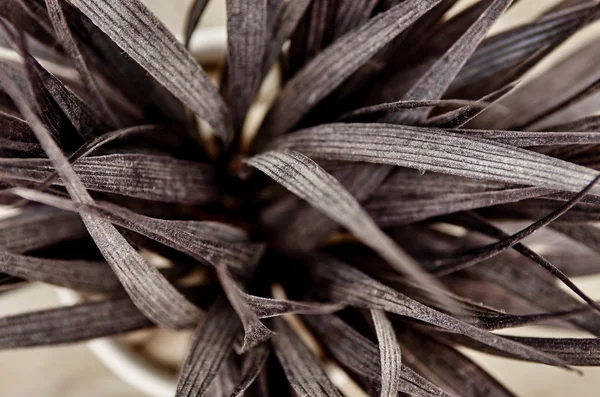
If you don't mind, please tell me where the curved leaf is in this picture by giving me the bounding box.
[0,68,204,329]
[272,318,342,397]
[254,0,443,150]
[371,309,402,397]
[272,123,600,195]
[68,0,233,144]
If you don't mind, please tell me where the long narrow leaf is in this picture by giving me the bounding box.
[245,150,449,307]
[0,110,35,144]
[474,38,600,129]
[339,99,487,121]
[261,0,312,77]
[0,68,204,329]
[176,297,240,397]
[426,82,517,128]
[243,292,345,318]
[384,0,513,124]
[0,153,217,204]
[0,251,119,292]
[505,336,600,366]
[272,318,342,397]
[311,255,569,368]
[371,309,401,397]
[304,314,453,397]
[224,0,267,131]
[0,206,86,254]
[183,0,210,48]
[399,328,516,397]
[254,0,443,150]
[0,22,110,141]
[0,296,153,349]
[396,218,600,337]
[367,187,550,227]
[9,188,264,277]
[45,0,118,126]
[451,2,600,93]
[434,211,600,314]
[437,333,600,366]
[272,123,600,195]
[68,0,233,144]
[27,125,163,194]
[450,128,600,147]
[216,265,272,351]
[466,257,600,337]
[231,343,270,397]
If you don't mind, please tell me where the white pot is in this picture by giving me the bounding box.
[56,27,227,397]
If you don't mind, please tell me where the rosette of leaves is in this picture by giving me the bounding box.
[2,0,600,396]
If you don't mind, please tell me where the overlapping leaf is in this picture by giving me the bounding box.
[474,38,600,129]
[10,188,264,276]
[224,0,267,132]
[383,0,513,124]
[245,150,449,307]
[175,297,240,397]
[0,68,204,330]
[451,2,600,93]
[1,1,600,395]
[371,309,401,397]
[261,0,312,77]
[45,0,117,126]
[272,318,342,397]
[0,296,153,349]
[0,206,86,254]
[0,21,110,141]
[399,328,516,397]
[0,153,217,204]
[0,251,119,292]
[305,314,454,397]
[67,0,233,144]
[272,123,600,195]
[230,343,270,397]
[254,0,444,149]
[310,255,569,367]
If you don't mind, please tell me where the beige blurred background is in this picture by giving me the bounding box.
[2,0,600,396]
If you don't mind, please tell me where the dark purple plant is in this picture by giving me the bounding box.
[0,0,600,396]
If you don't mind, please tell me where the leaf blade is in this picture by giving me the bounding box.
[224,0,268,131]
[384,0,513,124]
[175,297,240,397]
[245,149,450,309]
[272,123,600,195]
[0,296,153,349]
[371,309,402,397]
[68,0,233,144]
[0,67,204,330]
[254,0,444,150]
[272,318,342,397]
